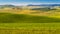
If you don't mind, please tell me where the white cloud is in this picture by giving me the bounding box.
[0,2,60,6]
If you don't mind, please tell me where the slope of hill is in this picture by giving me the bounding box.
[0,13,60,23]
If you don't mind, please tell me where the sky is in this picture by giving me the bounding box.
[0,0,60,5]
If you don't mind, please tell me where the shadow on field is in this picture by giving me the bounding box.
[0,13,60,23]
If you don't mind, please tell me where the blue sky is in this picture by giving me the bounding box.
[0,0,60,5]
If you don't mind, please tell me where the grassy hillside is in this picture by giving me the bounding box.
[0,11,60,34]
[0,13,60,23]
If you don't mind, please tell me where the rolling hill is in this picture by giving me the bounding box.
[0,13,60,23]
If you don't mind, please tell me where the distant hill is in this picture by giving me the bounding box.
[0,5,15,8]
[3,5,15,7]
[27,4,60,6]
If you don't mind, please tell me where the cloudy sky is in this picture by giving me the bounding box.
[0,0,60,5]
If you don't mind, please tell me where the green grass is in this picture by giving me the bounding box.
[0,23,60,34]
[0,13,60,23]
[0,13,60,34]
[0,13,60,29]
[0,23,60,29]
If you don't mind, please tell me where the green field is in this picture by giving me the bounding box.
[0,23,60,29]
[0,13,60,34]
[0,23,60,34]
[0,4,60,34]
[0,13,60,23]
